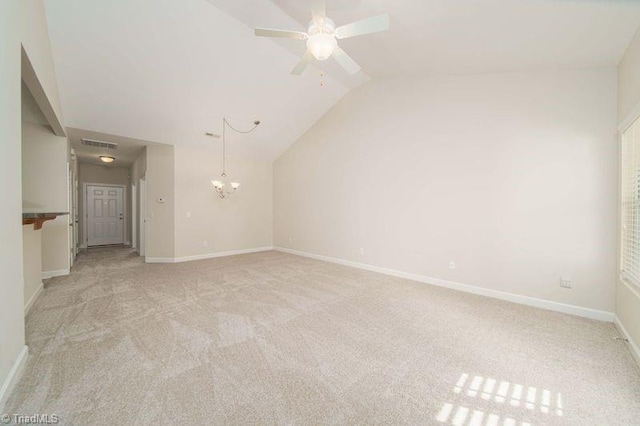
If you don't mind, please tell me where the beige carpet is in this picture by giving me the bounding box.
[4,247,640,425]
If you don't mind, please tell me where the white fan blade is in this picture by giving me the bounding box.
[332,46,361,75]
[335,14,389,39]
[255,28,307,40]
[311,0,326,22]
[291,51,314,75]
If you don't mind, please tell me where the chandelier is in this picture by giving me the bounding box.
[209,117,260,199]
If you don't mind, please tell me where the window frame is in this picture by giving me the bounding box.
[619,106,640,297]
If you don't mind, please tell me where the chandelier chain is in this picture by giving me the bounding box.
[212,117,260,199]
[221,118,260,177]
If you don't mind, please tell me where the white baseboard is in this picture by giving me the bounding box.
[24,282,43,315]
[274,247,614,322]
[614,315,640,368]
[145,257,174,263]
[146,246,274,264]
[0,346,28,410]
[41,269,69,280]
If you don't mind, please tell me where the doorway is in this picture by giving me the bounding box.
[85,184,125,246]
[68,164,78,266]
[139,176,147,257]
[131,182,137,251]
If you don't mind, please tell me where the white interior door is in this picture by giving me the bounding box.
[87,185,124,246]
[68,165,76,266]
[74,173,79,254]
[73,169,79,255]
[139,177,146,256]
[131,183,137,250]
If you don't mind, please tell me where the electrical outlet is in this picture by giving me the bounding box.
[359,247,365,255]
[203,240,209,247]
[560,278,572,289]
[288,237,293,243]
[186,212,191,218]
[449,261,456,269]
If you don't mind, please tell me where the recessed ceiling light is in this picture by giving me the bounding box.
[99,156,115,163]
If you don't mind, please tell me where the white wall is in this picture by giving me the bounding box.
[20,84,47,314]
[22,122,70,275]
[619,29,640,124]
[617,27,640,357]
[0,0,26,405]
[1,0,67,403]
[19,0,64,130]
[130,148,147,252]
[146,144,175,259]
[174,145,273,259]
[275,68,618,313]
[22,226,42,312]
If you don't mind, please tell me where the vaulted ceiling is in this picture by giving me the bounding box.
[45,0,349,161]
[272,0,640,77]
[45,0,640,161]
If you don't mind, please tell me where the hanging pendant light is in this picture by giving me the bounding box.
[208,117,260,199]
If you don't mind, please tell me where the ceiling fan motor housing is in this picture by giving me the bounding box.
[308,17,335,36]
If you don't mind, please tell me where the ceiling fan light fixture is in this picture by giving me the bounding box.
[255,1,389,75]
[99,155,115,163]
[307,33,337,61]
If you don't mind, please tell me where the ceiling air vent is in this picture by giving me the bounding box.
[81,138,118,150]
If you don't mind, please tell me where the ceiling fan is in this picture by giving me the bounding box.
[254,0,389,76]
